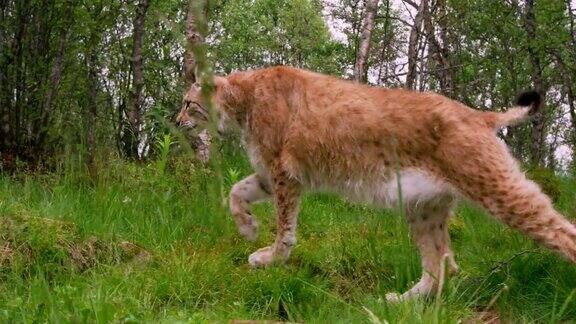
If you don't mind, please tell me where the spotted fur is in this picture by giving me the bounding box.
[177,66,575,301]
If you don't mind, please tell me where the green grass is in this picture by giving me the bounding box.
[1,144,575,323]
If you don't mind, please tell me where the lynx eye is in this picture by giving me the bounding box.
[190,102,209,121]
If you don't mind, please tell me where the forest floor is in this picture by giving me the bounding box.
[0,144,575,323]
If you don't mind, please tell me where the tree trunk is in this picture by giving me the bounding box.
[376,0,391,83]
[547,133,558,170]
[422,0,454,97]
[35,0,73,152]
[184,0,211,163]
[12,0,28,152]
[0,0,5,55]
[524,0,546,167]
[85,0,103,179]
[566,0,576,51]
[353,0,379,83]
[124,0,150,160]
[86,49,98,179]
[184,0,203,89]
[0,0,9,167]
[553,53,576,168]
[436,0,455,97]
[405,0,426,90]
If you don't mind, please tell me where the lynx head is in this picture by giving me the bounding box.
[176,77,233,134]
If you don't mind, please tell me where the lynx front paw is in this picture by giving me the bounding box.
[248,246,275,267]
[237,217,259,241]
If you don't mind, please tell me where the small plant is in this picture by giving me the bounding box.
[155,133,176,176]
[227,168,241,187]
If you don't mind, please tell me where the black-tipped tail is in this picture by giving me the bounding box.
[514,90,542,115]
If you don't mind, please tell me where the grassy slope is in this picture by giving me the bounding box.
[0,145,575,323]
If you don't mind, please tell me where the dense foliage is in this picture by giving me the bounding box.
[1,0,575,172]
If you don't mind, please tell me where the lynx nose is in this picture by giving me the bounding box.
[177,114,196,129]
[176,115,187,128]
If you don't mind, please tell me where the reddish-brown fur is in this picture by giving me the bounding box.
[177,66,576,301]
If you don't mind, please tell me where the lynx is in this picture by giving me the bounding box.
[176,66,576,301]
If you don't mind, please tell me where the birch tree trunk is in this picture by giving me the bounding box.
[524,0,546,167]
[353,0,379,83]
[184,0,211,163]
[184,1,202,89]
[405,0,426,90]
[553,53,576,167]
[124,0,150,159]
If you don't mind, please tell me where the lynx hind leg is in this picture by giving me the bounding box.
[230,173,271,241]
[387,197,458,302]
[442,135,576,263]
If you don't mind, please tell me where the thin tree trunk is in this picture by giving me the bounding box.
[547,132,558,170]
[353,0,379,83]
[184,0,202,89]
[0,0,5,56]
[0,80,11,170]
[0,0,9,163]
[567,85,576,169]
[566,0,576,51]
[376,0,391,83]
[435,0,455,97]
[417,36,428,92]
[85,1,104,178]
[503,39,525,160]
[422,0,453,97]
[86,50,98,179]
[124,0,150,159]
[405,0,426,90]
[524,0,546,167]
[35,0,73,152]
[185,0,211,163]
[553,53,576,168]
[348,0,363,65]
[39,21,67,127]
[12,0,28,152]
